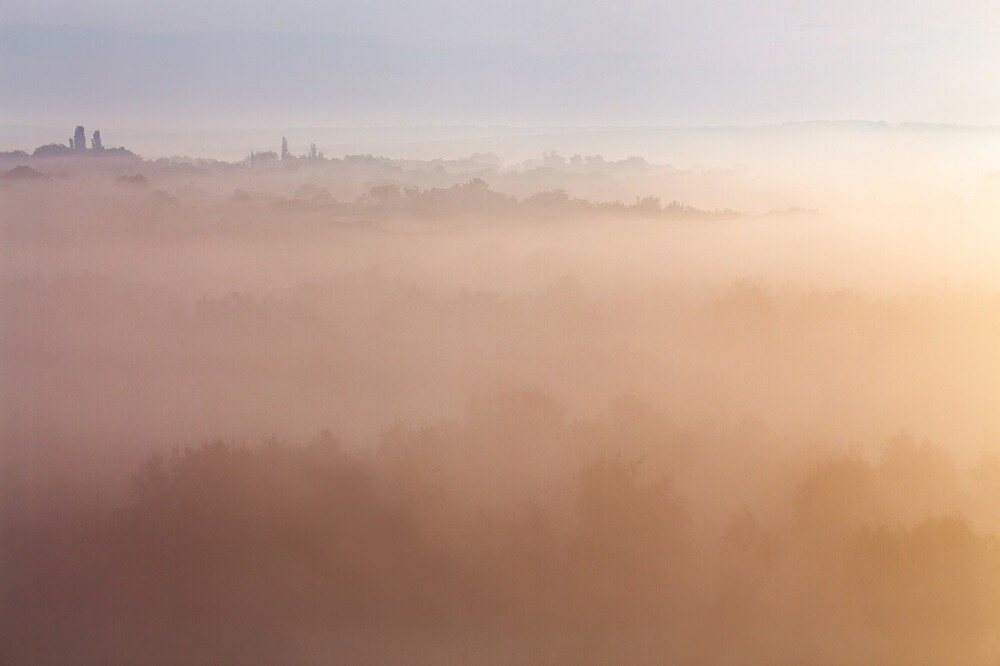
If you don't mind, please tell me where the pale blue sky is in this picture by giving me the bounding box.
[2,0,999,128]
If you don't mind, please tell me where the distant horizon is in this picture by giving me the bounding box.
[5,120,1000,165]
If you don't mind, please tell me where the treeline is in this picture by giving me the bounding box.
[345,179,734,220]
[2,170,738,224]
[0,145,733,219]
[5,393,1000,664]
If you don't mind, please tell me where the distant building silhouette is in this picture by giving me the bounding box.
[73,126,87,152]
[281,137,290,160]
[10,126,136,160]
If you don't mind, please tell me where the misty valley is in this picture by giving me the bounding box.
[4,128,1000,664]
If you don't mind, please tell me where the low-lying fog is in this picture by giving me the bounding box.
[4,127,1000,663]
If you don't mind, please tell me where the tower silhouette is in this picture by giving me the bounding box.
[73,126,87,151]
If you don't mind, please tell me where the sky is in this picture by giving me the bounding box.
[2,0,1000,129]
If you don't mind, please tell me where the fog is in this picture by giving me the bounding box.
[4,128,1000,663]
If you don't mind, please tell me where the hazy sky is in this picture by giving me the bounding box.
[2,0,1000,128]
